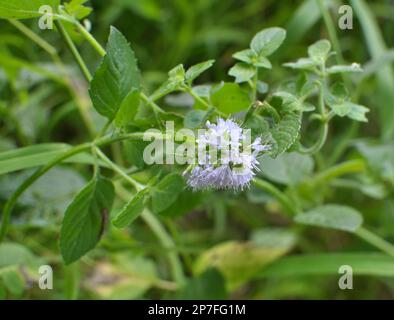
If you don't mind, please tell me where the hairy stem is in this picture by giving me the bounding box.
[356,227,394,257]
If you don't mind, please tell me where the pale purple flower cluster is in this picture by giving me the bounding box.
[184,118,270,191]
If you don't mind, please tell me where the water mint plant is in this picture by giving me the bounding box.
[0,0,394,300]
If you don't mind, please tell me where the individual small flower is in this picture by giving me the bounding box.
[184,118,270,191]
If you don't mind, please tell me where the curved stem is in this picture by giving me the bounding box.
[54,20,92,82]
[356,227,394,257]
[141,210,186,285]
[94,147,144,190]
[298,122,329,155]
[74,22,106,57]
[252,178,298,216]
[0,132,163,242]
[312,159,366,183]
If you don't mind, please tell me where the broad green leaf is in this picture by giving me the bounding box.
[0,144,103,175]
[150,173,185,213]
[250,27,286,56]
[0,243,42,268]
[308,39,331,63]
[0,269,25,296]
[89,27,140,120]
[194,231,294,291]
[210,82,251,114]
[327,63,363,74]
[228,62,256,83]
[0,0,59,19]
[177,269,227,300]
[270,112,302,157]
[114,89,140,128]
[295,204,363,232]
[185,60,214,85]
[184,110,206,129]
[112,189,148,228]
[60,177,115,264]
[259,152,314,185]
[258,253,394,278]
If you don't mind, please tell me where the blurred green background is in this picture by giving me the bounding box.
[1,0,394,300]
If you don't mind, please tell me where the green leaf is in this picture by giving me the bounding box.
[0,243,42,268]
[233,49,256,64]
[308,39,331,63]
[177,269,227,300]
[327,63,363,74]
[194,230,294,291]
[89,27,140,120]
[270,112,302,157]
[184,110,206,129]
[114,89,140,128]
[250,27,286,56]
[0,0,59,19]
[112,189,148,228]
[331,103,351,117]
[346,102,369,122]
[150,173,185,213]
[228,62,256,83]
[283,58,317,70]
[1,269,25,296]
[258,253,394,278]
[168,64,185,83]
[64,0,92,19]
[295,204,363,232]
[0,143,102,176]
[254,55,272,69]
[185,60,214,85]
[210,82,251,115]
[60,177,115,264]
[259,152,314,185]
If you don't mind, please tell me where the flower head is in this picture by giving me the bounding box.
[184,118,270,191]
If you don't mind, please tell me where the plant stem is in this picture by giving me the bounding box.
[116,184,186,285]
[252,178,298,216]
[95,147,144,190]
[299,81,329,155]
[356,227,394,257]
[140,92,165,114]
[54,20,92,82]
[8,19,58,58]
[141,210,186,285]
[312,159,366,183]
[74,22,106,57]
[0,131,164,242]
